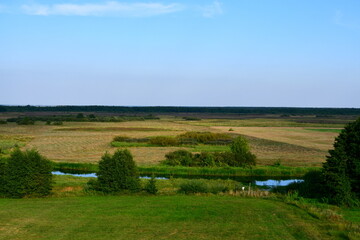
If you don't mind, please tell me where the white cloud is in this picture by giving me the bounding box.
[334,10,360,30]
[201,0,223,18]
[21,1,184,17]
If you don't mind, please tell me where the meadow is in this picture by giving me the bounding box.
[1,112,359,239]
[0,195,346,240]
[0,174,357,240]
[0,114,344,167]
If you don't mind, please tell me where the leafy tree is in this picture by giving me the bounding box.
[230,136,256,167]
[96,149,140,193]
[0,149,53,198]
[322,117,360,206]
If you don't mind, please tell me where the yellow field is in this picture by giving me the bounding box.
[0,118,341,167]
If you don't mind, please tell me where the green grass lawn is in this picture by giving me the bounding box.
[342,208,360,223]
[0,195,347,240]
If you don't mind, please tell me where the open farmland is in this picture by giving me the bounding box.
[0,115,345,167]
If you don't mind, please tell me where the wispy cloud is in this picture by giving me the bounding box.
[201,0,223,18]
[21,1,184,17]
[334,10,360,30]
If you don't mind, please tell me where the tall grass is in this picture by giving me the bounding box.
[53,162,320,177]
[53,162,98,173]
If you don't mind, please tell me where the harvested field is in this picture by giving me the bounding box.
[54,127,170,132]
[0,118,342,167]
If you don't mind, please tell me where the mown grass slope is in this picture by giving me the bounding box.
[0,195,345,240]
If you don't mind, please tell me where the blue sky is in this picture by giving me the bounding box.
[0,0,359,107]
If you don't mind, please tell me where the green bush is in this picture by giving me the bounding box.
[183,117,201,121]
[16,117,35,125]
[213,152,235,167]
[179,179,231,194]
[52,121,63,125]
[192,152,216,167]
[298,170,324,199]
[113,136,131,142]
[272,171,323,198]
[177,132,232,144]
[0,120,7,124]
[162,150,193,166]
[95,149,141,193]
[149,136,179,146]
[179,180,208,194]
[230,136,256,167]
[0,149,53,198]
[144,175,158,194]
[0,158,6,194]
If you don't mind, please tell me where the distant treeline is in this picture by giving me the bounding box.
[7,114,159,124]
[1,105,360,115]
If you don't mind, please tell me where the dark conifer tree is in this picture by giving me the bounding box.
[322,117,360,205]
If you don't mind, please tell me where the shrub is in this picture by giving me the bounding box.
[52,121,63,125]
[213,152,234,167]
[179,180,208,194]
[230,136,256,167]
[0,120,7,124]
[149,136,179,146]
[192,152,216,167]
[113,136,131,142]
[298,170,325,199]
[0,158,6,194]
[177,132,232,144]
[144,175,158,194]
[0,149,53,198]
[183,117,201,121]
[95,149,141,193]
[272,160,282,167]
[178,179,231,194]
[162,150,193,166]
[16,117,35,125]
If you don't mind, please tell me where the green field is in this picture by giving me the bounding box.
[0,195,350,240]
[1,113,359,239]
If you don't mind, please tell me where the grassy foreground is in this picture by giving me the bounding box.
[0,195,347,240]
